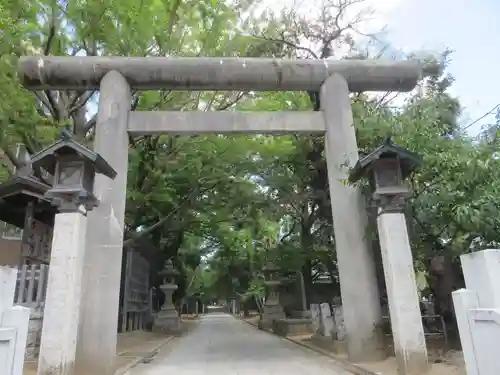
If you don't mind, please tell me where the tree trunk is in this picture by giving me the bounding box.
[302,259,313,307]
[428,255,465,336]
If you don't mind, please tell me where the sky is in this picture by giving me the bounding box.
[360,0,499,136]
[86,0,498,138]
[265,0,499,136]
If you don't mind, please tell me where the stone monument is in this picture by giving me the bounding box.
[319,303,335,337]
[258,261,285,330]
[154,259,181,332]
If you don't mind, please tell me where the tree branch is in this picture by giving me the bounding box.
[124,181,219,247]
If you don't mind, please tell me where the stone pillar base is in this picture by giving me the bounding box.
[272,318,313,337]
[258,304,285,330]
[290,310,312,319]
[154,308,181,333]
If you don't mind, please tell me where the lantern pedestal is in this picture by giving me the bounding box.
[37,210,88,375]
[259,281,285,330]
[154,283,180,333]
[377,210,428,374]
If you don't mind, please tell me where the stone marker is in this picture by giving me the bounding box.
[310,304,321,335]
[320,303,335,337]
[332,305,347,340]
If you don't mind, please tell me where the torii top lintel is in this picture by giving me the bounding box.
[18,56,441,92]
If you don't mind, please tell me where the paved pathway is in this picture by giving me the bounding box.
[130,314,354,375]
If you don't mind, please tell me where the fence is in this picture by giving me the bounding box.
[14,264,49,312]
[13,253,152,333]
[120,250,151,332]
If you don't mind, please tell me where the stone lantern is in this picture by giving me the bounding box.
[263,262,281,304]
[349,137,429,375]
[30,132,117,212]
[349,136,422,213]
[258,261,285,330]
[154,259,181,332]
[32,131,118,375]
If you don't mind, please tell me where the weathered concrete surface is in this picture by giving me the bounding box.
[377,211,428,374]
[18,57,440,92]
[128,111,324,135]
[130,314,354,375]
[321,74,385,362]
[37,211,87,375]
[75,71,130,375]
[453,250,500,375]
[25,311,43,360]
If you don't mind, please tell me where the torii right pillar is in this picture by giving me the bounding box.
[321,74,385,362]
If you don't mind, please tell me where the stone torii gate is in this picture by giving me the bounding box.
[18,56,438,374]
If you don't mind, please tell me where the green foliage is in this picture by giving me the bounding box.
[2,0,499,307]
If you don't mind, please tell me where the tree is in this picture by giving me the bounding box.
[4,0,500,336]
[0,0,274,302]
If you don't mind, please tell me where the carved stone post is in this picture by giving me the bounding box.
[321,74,385,362]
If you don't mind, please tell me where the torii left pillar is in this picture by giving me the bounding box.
[75,71,131,375]
[321,74,385,362]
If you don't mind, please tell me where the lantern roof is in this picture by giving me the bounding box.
[30,132,116,180]
[349,136,422,184]
[262,261,279,271]
[159,259,179,277]
[0,174,56,227]
[0,174,49,200]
